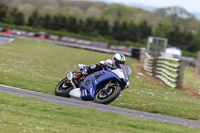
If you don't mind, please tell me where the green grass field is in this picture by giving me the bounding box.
[0,93,199,133]
[184,67,200,91]
[0,39,200,121]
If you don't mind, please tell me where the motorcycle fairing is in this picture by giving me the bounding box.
[78,64,88,71]
[80,70,122,100]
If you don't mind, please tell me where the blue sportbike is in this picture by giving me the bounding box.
[55,64,132,104]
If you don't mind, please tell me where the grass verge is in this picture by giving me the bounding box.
[184,67,200,91]
[0,93,199,133]
[0,39,200,120]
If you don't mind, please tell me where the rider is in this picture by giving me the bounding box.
[69,53,126,99]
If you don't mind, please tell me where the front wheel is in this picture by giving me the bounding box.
[55,77,73,97]
[94,84,121,104]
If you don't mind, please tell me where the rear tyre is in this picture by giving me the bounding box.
[55,77,73,97]
[94,84,121,104]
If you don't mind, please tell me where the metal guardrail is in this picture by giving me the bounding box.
[0,33,131,57]
[143,52,185,88]
[155,57,180,88]
[143,52,154,76]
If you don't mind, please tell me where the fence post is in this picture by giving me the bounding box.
[196,51,200,74]
[152,58,157,77]
[139,47,146,63]
[177,60,186,88]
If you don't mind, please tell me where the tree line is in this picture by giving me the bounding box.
[0,3,151,42]
[154,22,200,52]
[0,3,199,53]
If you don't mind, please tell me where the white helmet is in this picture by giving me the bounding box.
[112,53,126,66]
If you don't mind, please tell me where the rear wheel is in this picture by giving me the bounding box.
[55,77,73,97]
[94,83,121,104]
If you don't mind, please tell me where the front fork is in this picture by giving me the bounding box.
[102,80,112,91]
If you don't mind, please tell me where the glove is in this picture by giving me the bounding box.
[105,59,114,68]
[81,68,88,76]
[99,61,105,66]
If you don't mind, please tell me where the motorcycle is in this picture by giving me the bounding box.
[55,64,132,104]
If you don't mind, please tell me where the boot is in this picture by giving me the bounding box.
[69,88,81,99]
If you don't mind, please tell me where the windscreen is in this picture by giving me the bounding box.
[120,64,132,77]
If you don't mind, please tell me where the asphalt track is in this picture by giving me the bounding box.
[0,84,200,128]
[0,36,14,45]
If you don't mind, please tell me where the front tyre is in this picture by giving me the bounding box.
[55,77,73,97]
[94,85,121,104]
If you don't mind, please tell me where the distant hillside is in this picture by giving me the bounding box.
[0,0,159,26]
[99,0,200,20]
[193,11,200,20]
[0,0,199,31]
